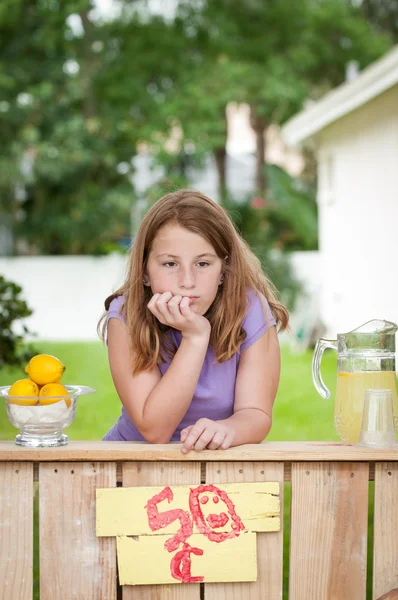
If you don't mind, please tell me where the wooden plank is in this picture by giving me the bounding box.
[204,461,284,600]
[96,482,279,537]
[117,532,257,585]
[122,461,201,600]
[289,462,369,600]
[32,461,378,483]
[39,462,117,600]
[0,462,33,600]
[373,462,398,600]
[0,440,397,462]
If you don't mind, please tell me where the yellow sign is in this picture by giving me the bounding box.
[96,482,280,585]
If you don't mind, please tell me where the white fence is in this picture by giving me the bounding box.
[0,253,320,341]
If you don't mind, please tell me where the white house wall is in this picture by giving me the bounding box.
[0,255,128,342]
[317,84,398,337]
[0,253,319,341]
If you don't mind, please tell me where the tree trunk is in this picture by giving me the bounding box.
[9,195,18,256]
[249,105,267,196]
[214,146,227,203]
[213,105,228,203]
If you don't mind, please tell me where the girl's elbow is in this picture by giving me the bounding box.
[140,425,173,444]
[256,414,272,442]
[124,406,173,444]
[147,434,173,444]
[139,406,173,443]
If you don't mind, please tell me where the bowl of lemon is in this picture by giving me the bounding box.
[0,354,95,447]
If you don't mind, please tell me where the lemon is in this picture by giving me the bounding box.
[39,383,71,408]
[8,379,39,406]
[25,354,65,386]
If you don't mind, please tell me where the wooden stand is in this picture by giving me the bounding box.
[0,440,397,599]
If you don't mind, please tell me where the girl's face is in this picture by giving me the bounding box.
[145,223,224,315]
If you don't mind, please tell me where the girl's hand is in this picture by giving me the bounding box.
[147,292,211,341]
[180,418,235,453]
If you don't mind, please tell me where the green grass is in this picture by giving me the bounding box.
[2,343,375,598]
[0,342,338,441]
[0,341,120,440]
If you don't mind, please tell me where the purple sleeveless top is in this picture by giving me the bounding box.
[102,289,276,442]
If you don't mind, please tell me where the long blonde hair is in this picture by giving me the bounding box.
[98,189,289,373]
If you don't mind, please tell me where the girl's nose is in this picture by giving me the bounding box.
[179,267,195,289]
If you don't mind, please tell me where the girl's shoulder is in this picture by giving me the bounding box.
[240,289,276,352]
[108,295,126,323]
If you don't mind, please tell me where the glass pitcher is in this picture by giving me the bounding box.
[312,319,398,443]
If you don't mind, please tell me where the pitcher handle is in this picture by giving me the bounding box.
[312,338,337,400]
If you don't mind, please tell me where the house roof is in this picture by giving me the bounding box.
[281,44,398,146]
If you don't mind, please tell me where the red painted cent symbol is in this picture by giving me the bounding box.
[170,543,204,583]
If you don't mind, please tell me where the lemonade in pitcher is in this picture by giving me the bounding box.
[312,320,398,444]
[335,371,398,443]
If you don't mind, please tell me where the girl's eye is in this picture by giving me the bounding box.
[162,261,210,268]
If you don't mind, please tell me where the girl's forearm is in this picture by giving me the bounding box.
[219,408,272,446]
[138,335,209,443]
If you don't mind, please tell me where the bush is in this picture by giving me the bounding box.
[222,195,302,311]
[0,275,37,369]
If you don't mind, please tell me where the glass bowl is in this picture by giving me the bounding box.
[0,384,95,447]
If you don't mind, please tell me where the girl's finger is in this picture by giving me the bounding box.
[147,293,161,312]
[181,422,207,454]
[156,291,174,314]
[166,295,183,319]
[193,427,215,451]
[220,432,234,450]
[206,431,227,450]
[179,296,192,315]
[180,426,192,443]
[147,295,167,323]
[150,292,174,323]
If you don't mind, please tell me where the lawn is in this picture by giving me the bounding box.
[0,341,339,441]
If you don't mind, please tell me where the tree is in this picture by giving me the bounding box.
[1,0,393,255]
[0,1,181,254]
[177,0,392,195]
[0,1,135,254]
[360,0,398,42]
[108,0,390,257]
[146,56,247,201]
[131,0,391,199]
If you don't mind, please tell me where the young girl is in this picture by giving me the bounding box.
[99,189,288,453]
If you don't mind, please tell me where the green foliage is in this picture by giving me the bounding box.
[145,0,393,195]
[145,173,191,205]
[0,1,140,254]
[266,164,318,251]
[360,0,398,44]
[173,0,391,123]
[0,0,394,254]
[223,195,301,311]
[222,162,317,308]
[0,276,37,369]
